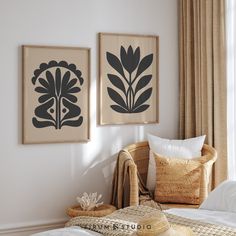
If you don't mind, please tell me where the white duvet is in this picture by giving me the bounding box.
[166,208,236,228]
[32,226,101,236]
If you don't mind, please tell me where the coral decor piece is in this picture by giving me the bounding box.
[76,192,103,211]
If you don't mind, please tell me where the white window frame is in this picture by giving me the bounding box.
[227,0,236,180]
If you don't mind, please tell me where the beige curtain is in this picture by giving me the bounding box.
[179,0,227,187]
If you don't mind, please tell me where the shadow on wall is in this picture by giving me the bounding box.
[64,117,163,207]
[75,124,153,204]
[80,153,117,203]
[67,124,150,205]
[66,148,117,205]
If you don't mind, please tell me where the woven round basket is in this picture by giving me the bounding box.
[67,204,116,217]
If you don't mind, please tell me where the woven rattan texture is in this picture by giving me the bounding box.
[154,154,202,204]
[113,141,217,208]
[66,206,236,236]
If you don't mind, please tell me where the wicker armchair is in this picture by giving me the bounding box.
[114,141,217,209]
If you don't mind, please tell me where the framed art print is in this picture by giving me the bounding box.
[22,45,90,144]
[99,33,159,125]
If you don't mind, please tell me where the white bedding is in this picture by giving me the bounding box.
[32,226,101,236]
[32,208,236,236]
[165,208,236,228]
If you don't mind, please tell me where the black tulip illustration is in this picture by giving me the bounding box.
[106,45,153,113]
[32,61,83,129]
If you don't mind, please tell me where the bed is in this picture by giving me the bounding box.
[33,227,100,236]
[33,180,236,236]
[33,209,236,236]
[166,208,236,228]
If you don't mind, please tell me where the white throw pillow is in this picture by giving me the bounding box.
[146,134,206,191]
[200,180,236,213]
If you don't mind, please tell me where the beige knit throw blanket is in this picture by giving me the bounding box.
[111,150,152,209]
[66,206,236,236]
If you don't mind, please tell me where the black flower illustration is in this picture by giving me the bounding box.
[32,61,83,129]
[106,45,153,113]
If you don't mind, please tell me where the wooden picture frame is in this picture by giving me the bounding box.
[22,45,90,144]
[99,33,159,125]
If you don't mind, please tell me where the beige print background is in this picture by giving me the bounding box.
[100,34,158,125]
[23,46,89,143]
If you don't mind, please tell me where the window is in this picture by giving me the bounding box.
[227,0,236,180]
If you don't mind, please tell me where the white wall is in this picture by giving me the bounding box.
[0,0,178,234]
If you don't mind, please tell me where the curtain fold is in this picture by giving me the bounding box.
[179,0,227,187]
